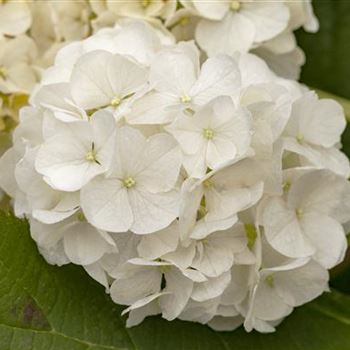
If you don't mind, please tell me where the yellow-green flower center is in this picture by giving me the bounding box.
[296,134,304,144]
[180,95,192,104]
[203,178,213,188]
[244,224,257,249]
[180,17,190,26]
[141,0,152,7]
[77,212,86,222]
[0,66,7,80]
[231,0,241,11]
[265,274,274,288]
[203,128,214,140]
[295,208,304,219]
[110,96,121,108]
[159,265,171,274]
[123,176,136,188]
[283,181,291,193]
[86,149,97,162]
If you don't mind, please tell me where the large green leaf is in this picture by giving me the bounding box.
[1,212,350,350]
[297,1,350,99]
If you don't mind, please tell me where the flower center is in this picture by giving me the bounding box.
[159,265,171,274]
[141,0,152,8]
[201,238,209,245]
[295,208,304,219]
[203,178,213,188]
[123,176,136,188]
[283,181,291,193]
[180,17,189,26]
[265,274,274,288]
[244,224,257,249]
[110,96,121,108]
[203,128,214,140]
[85,142,101,164]
[86,150,97,162]
[0,66,7,80]
[77,212,86,222]
[231,0,241,11]
[180,95,192,104]
[296,134,304,144]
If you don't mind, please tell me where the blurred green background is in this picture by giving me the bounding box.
[297,0,350,100]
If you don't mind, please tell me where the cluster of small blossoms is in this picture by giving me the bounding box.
[0,0,317,135]
[0,21,349,333]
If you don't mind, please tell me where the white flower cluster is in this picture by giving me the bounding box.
[1,21,349,333]
[0,0,317,97]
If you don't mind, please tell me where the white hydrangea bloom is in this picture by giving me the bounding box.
[0,0,32,37]
[127,42,241,125]
[166,96,252,177]
[35,110,117,192]
[260,169,350,269]
[0,35,38,94]
[0,19,348,334]
[191,0,290,56]
[81,127,182,234]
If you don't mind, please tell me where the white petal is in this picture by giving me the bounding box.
[136,133,182,193]
[127,92,179,125]
[166,113,203,155]
[222,265,251,305]
[81,176,133,233]
[196,12,255,56]
[0,148,18,197]
[63,222,115,265]
[274,260,329,307]
[35,120,110,192]
[190,56,241,104]
[90,110,117,168]
[250,282,293,321]
[261,197,315,258]
[192,231,241,277]
[110,265,161,305]
[122,292,164,316]
[162,243,196,270]
[0,2,31,36]
[288,92,346,148]
[70,50,115,109]
[191,271,231,302]
[38,242,70,267]
[178,178,203,242]
[137,221,179,260]
[126,299,161,327]
[34,83,87,122]
[288,169,350,223]
[190,215,238,240]
[30,218,66,249]
[150,49,197,95]
[106,54,148,98]
[84,262,110,290]
[242,2,289,42]
[114,126,147,178]
[238,53,276,87]
[160,267,193,320]
[301,213,347,269]
[129,189,179,234]
[192,2,229,20]
[208,315,243,332]
[283,137,350,178]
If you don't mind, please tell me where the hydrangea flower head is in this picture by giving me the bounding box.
[0,17,348,334]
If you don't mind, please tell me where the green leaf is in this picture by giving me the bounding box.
[1,212,350,350]
[296,1,350,100]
